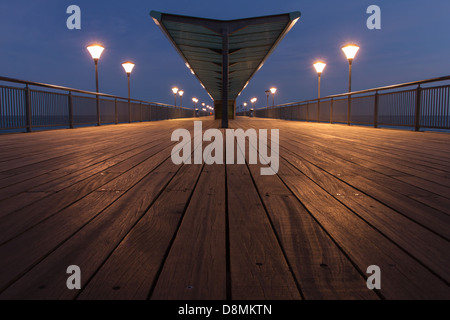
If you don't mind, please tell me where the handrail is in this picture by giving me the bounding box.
[241,74,450,131]
[0,75,188,109]
[0,75,207,132]
[262,75,450,109]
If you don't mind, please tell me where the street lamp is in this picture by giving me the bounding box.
[342,44,360,125]
[341,44,359,92]
[172,87,178,106]
[250,98,257,117]
[86,44,105,93]
[178,90,184,107]
[122,62,135,123]
[192,97,198,109]
[313,62,326,99]
[265,90,270,108]
[270,87,277,107]
[87,44,104,126]
[122,62,135,98]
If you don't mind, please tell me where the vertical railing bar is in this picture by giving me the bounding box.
[25,84,32,132]
[374,90,379,128]
[330,98,333,124]
[114,98,118,124]
[6,87,10,128]
[435,87,439,128]
[426,88,431,128]
[306,102,309,122]
[68,91,74,129]
[317,99,320,123]
[445,86,450,128]
[414,84,421,131]
[429,88,433,128]
[13,88,16,128]
[96,93,101,126]
[442,87,445,128]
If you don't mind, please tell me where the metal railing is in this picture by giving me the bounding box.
[0,76,207,133]
[238,75,450,131]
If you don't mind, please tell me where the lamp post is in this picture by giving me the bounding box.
[178,90,184,108]
[342,44,360,125]
[313,62,326,99]
[172,87,178,106]
[313,62,325,122]
[86,44,104,93]
[341,44,359,92]
[87,44,105,126]
[192,97,198,109]
[250,98,257,117]
[265,90,270,108]
[270,87,277,107]
[122,62,135,123]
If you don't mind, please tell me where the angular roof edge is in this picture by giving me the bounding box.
[149,10,301,101]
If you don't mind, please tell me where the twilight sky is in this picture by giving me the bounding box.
[0,0,449,108]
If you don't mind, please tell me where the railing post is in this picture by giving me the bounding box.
[128,99,132,123]
[114,98,118,124]
[330,98,334,124]
[96,95,101,126]
[317,99,320,123]
[306,102,309,122]
[374,90,379,128]
[140,102,143,122]
[25,85,32,132]
[68,91,74,129]
[415,85,422,131]
[347,95,351,126]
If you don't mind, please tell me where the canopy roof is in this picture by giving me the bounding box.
[150,11,301,101]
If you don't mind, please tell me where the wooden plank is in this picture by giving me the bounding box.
[0,142,170,244]
[0,121,186,189]
[278,133,450,238]
[226,161,301,300]
[241,118,450,169]
[276,125,450,200]
[78,163,204,299]
[283,126,450,187]
[0,119,218,236]
[0,157,181,299]
[0,190,125,293]
[239,117,450,238]
[78,122,214,299]
[234,118,450,299]
[280,147,450,284]
[0,139,165,200]
[150,148,227,300]
[278,157,450,299]
[0,118,219,298]
[227,131,378,299]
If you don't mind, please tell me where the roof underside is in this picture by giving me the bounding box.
[150,11,301,101]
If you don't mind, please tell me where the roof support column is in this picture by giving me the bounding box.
[221,26,229,128]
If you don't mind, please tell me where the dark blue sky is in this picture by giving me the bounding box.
[1,0,449,108]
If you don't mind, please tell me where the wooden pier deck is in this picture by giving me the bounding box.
[0,117,449,300]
